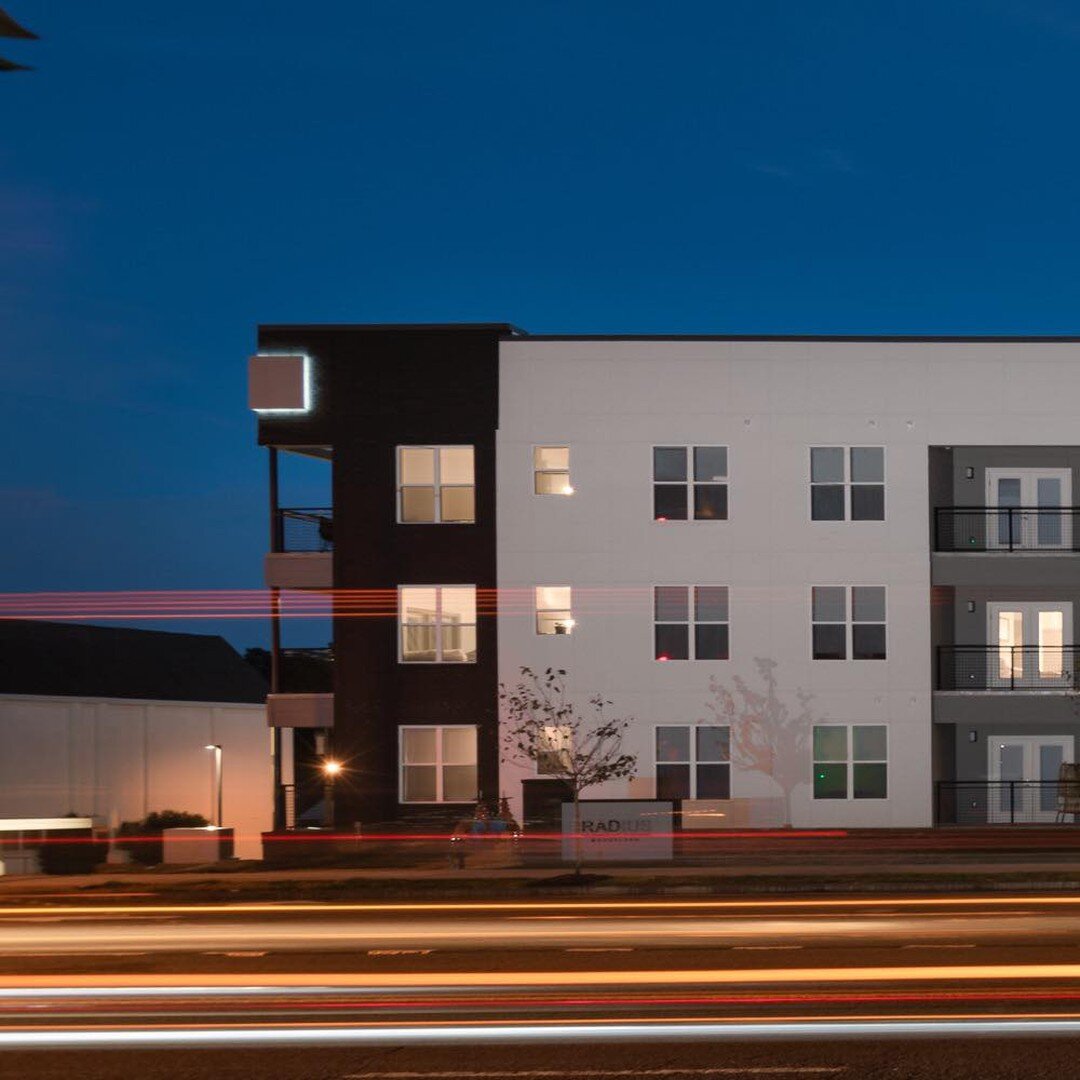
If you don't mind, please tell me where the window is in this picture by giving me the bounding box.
[398,446,475,523]
[810,447,884,521]
[656,725,731,799]
[535,447,572,495]
[813,725,887,799]
[536,586,573,635]
[400,725,478,803]
[811,586,886,660]
[399,586,477,663]
[653,446,728,521]
[536,725,572,775]
[654,586,729,660]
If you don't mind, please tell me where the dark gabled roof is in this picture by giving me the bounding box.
[0,621,268,704]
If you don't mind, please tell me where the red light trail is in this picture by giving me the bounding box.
[0,588,665,621]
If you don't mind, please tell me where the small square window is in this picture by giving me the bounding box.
[399,725,478,803]
[654,445,729,521]
[535,447,572,495]
[655,724,731,800]
[536,586,574,635]
[813,724,887,799]
[655,585,729,661]
[813,586,886,661]
[398,446,475,524]
[811,446,884,521]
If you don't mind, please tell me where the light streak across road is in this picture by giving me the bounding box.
[2,1017,1080,1049]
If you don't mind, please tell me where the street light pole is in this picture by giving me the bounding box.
[322,759,341,829]
[204,744,223,828]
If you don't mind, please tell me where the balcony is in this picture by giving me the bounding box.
[265,508,333,589]
[937,645,1079,691]
[936,781,1080,824]
[266,647,333,729]
[933,508,1080,587]
[935,507,1080,552]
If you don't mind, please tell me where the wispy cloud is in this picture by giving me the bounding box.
[745,147,860,183]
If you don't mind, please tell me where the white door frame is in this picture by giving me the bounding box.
[987,734,1073,822]
[986,601,1072,689]
[986,467,1072,550]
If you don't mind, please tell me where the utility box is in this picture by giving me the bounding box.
[162,827,234,864]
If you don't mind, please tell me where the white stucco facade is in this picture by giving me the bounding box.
[0,695,272,858]
[495,339,1080,827]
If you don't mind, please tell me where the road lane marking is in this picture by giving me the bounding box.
[368,950,434,956]
[203,952,268,958]
[564,948,633,953]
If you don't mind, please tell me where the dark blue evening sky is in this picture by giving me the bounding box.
[4,1,1080,648]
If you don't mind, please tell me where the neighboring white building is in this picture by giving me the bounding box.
[251,327,1080,832]
[0,621,272,858]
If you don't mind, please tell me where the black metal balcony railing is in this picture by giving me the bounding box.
[935,507,1080,552]
[936,781,1080,824]
[937,645,1080,691]
[274,508,333,553]
[277,647,333,694]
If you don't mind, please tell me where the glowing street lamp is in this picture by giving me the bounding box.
[204,744,223,828]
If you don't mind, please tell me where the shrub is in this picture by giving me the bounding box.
[38,815,107,875]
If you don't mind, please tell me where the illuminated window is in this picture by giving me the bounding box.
[534,446,572,495]
[535,586,573,635]
[536,725,572,776]
[398,446,475,523]
[653,446,728,521]
[654,586,729,661]
[399,586,477,663]
[813,725,887,799]
[400,726,478,803]
[655,726,731,799]
[811,586,886,660]
[810,447,884,521]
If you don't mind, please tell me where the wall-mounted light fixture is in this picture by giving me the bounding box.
[967,600,976,613]
[965,466,975,480]
[968,730,978,743]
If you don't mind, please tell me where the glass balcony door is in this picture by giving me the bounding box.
[988,735,1072,822]
[985,468,1071,550]
[987,602,1072,688]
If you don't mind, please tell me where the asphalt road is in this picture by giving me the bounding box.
[2,895,1080,1077]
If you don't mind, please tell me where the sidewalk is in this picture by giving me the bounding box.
[0,827,1077,898]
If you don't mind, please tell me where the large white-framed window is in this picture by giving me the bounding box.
[398,586,477,663]
[534,446,572,495]
[813,725,887,800]
[399,725,478,803]
[397,446,475,524]
[535,586,574,635]
[988,601,1072,688]
[655,725,731,799]
[810,446,884,521]
[811,586,886,660]
[654,586,730,661]
[653,446,728,521]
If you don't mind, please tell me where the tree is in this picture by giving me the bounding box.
[703,657,814,828]
[500,667,637,873]
[0,8,37,72]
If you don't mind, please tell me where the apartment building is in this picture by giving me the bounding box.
[249,325,1080,831]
